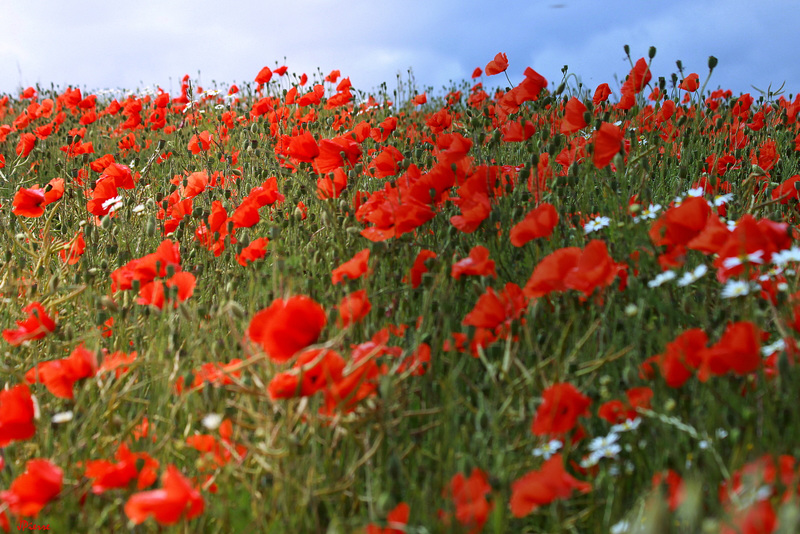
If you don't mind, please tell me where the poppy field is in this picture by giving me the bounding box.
[2,47,800,532]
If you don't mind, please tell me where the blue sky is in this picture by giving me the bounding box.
[2,0,799,100]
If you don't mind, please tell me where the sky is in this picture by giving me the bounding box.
[2,0,800,101]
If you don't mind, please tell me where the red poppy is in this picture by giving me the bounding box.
[462,283,527,333]
[699,321,764,382]
[448,468,493,534]
[510,454,591,517]
[12,187,46,217]
[651,470,685,511]
[523,247,581,298]
[286,131,320,162]
[531,382,591,437]
[592,122,623,168]
[472,67,482,78]
[84,442,159,494]
[137,272,197,309]
[561,97,588,134]
[236,237,269,266]
[25,343,99,399]
[3,302,57,346]
[451,245,496,280]
[124,465,204,526]
[0,384,36,447]
[563,239,622,297]
[332,249,370,285]
[247,295,327,363]
[16,132,36,158]
[485,52,509,76]
[643,328,707,388]
[366,502,410,534]
[592,83,612,105]
[268,348,346,399]
[338,289,372,328]
[509,202,558,247]
[188,130,212,154]
[679,73,700,92]
[0,459,62,517]
[255,66,273,84]
[59,232,86,265]
[405,250,437,289]
[317,167,348,199]
[186,419,247,469]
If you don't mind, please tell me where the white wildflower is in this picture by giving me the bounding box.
[761,338,786,357]
[677,264,708,287]
[772,246,800,266]
[687,187,705,197]
[102,196,124,213]
[721,279,754,299]
[611,417,642,433]
[589,433,620,452]
[714,193,734,206]
[52,411,74,424]
[633,203,661,223]
[648,270,676,288]
[202,413,223,430]
[584,215,610,234]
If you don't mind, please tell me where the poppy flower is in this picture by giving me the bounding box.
[124,465,204,526]
[699,321,764,382]
[523,247,581,298]
[485,52,509,76]
[510,454,591,517]
[452,245,496,280]
[471,67,482,78]
[247,295,327,363]
[186,419,247,469]
[405,250,437,289]
[3,302,57,346]
[0,459,63,517]
[680,73,700,92]
[448,468,493,533]
[137,272,197,309]
[236,237,269,267]
[532,382,591,437]
[366,502,410,534]
[331,249,370,285]
[560,97,588,134]
[188,131,212,155]
[84,442,159,494]
[16,133,36,158]
[592,122,623,169]
[255,66,273,84]
[286,131,320,162]
[59,232,86,265]
[463,283,527,333]
[338,289,372,328]
[651,470,685,512]
[0,384,36,447]
[12,187,47,217]
[268,347,346,399]
[25,343,99,399]
[592,83,612,105]
[645,328,707,388]
[509,202,558,247]
[563,239,623,297]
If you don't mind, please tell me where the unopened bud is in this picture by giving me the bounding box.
[708,56,718,71]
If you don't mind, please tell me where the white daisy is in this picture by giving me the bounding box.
[102,195,124,213]
[648,270,676,288]
[687,187,705,197]
[677,264,708,287]
[714,193,734,206]
[721,279,754,299]
[611,417,642,433]
[589,432,620,453]
[584,215,610,234]
[532,439,563,460]
[633,203,661,223]
[202,413,223,430]
[772,246,800,266]
[761,338,786,357]
[721,250,764,269]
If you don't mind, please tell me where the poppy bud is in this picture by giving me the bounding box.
[648,46,656,59]
[623,44,630,57]
[101,215,112,229]
[554,82,566,96]
[708,56,718,71]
